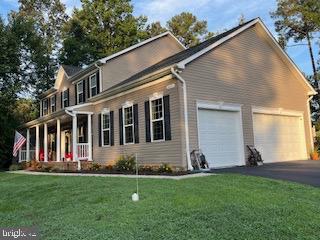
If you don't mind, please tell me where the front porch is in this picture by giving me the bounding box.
[18,111,93,170]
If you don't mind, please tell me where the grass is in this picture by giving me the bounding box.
[1,172,320,240]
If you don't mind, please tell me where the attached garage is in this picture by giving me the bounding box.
[253,107,308,163]
[197,102,245,169]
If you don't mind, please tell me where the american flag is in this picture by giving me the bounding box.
[12,131,26,157]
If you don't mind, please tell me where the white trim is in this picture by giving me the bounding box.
[76,80,84,104]
[99,32,186,64]
[87,114,92,161]
[101,112,111,147]
[149,92,163,101]
[89,73,97,98]
[307,96,314,151]
[56,119,61,162]
[50,95,56,113]
[54,67,67,89]
[196,101,246,167]
[197,100,243,112]
[176,18,316,95]
[170,68,192,170]
[252,106,303,117]
[149,96,165,142]
[62,90,68,108]
[72,111,94,115]
[122,104,134,145]
[26,129,30,162]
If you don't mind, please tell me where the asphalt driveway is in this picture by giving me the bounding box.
[214,160,320,187]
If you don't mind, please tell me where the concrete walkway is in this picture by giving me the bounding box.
[10,170,214,180]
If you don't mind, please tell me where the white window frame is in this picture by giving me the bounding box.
[50,95,56,113]
[43,99,48,116]
[62,90,68,108]
[149,95,165,142]
[122,103,134,145]
[89,73,97,98]
[101,110,111,147]
[77,81,84,104]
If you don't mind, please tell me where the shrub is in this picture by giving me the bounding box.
[105,165,114,171]
[90,163,101,171]
[158,163,173,173]
[30,160,41,170]
[9,164,22,171]
[115,155,136,172]
[41,165,53,172]
[139,165,154,173]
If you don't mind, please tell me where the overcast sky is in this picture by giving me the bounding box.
[1,0,318,75]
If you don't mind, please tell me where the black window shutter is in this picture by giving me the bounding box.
[83,80,86,102]
[75,84,78,105]
[87,77,90,99]
[41,100,44,116]
[60,92,63,108]
[119,108,123,145]
[98,114,101,147]
[67,89,70,107]
[47,98,50,114]
[163,95,171,140]
[133,104,139,143]
[110,111,114,146]
[54,94,56,111]
[145,101,151,142]
[96,71,100,93]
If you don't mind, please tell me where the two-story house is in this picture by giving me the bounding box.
[19,18,316,170]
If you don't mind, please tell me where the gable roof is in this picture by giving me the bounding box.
[99,31,186,64]
[61,65,82,78]
[106,18,316,95]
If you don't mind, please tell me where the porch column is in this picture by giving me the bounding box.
[35,125,40,161]
[56,119,61,162]
[72,114,77,162]
[88,114,92,161]
[44,123,48,162]
[26,128,30,161]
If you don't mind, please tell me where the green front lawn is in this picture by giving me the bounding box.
[1,172,320,239]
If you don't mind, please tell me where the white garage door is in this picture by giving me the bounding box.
[253,113,307,163]
[198,109,245,168]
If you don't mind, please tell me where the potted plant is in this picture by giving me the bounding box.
[310,149,319,160]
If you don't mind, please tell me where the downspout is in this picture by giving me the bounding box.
[171,67,193,171]
[95,62,103,93]
[307,96,314,152]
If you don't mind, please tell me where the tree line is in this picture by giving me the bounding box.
[0,0,319,168]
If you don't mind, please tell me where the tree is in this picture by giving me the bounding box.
[166,12,213,47]
[144,21,167,38]
[60,0,147,66]
[14,0,68,96]
[271,0,320,84]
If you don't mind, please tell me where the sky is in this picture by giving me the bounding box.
[0,0,318,75]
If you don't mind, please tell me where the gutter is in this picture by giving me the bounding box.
[307,95,314,151]
[95,62,103,93]
[170,67,193,171]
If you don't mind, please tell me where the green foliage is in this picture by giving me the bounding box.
[9,164,22,171]
[115,155,136,172]
[166,12,213,47]
[158,163,173,173]
[59,0,147,66]
[90,163,102,171]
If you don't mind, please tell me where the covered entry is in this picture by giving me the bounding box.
[197,101,245,168]
[253,107,308,163]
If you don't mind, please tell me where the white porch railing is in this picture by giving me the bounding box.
[19,149,36,162]
[77,143,89,160]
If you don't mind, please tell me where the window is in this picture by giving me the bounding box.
[77,81,84,104]
[89,74,97,98]
[123,105,134,144]
[43,99,48,116]
[150,97,164,141]
[101,112,110,146]
[50,95,56,113]
[63,90,68,108]
[78,125,85,143]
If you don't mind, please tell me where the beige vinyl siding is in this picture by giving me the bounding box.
[181,25,312,161]
[101,35,184,91]
[92,78,184,168]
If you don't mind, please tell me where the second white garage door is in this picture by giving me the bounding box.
[198,108,245,168]
[253,112,307,163]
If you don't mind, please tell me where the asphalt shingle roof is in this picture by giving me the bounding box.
[62,65,83,77]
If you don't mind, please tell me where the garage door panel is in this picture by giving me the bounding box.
[253,113,307,163]
[198,109,244,168]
